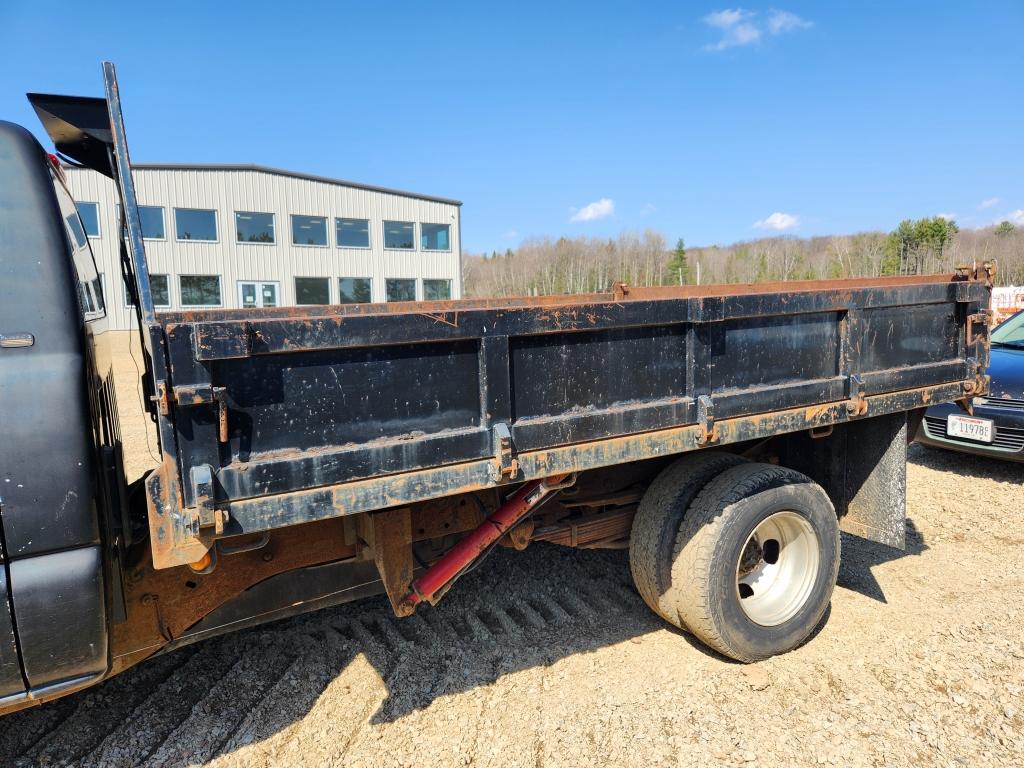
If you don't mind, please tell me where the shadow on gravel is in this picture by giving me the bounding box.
[908,442,1022,482]
[339,544,665,725]
[833,437,1021,607]
[0,544,668,766]
[836,518,928,604]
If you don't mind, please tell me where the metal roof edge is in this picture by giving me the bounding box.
[66,162,462,206]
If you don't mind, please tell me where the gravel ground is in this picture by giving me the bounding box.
[1,440,1021,767]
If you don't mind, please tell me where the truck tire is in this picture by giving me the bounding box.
[672,463,840,662]
[629,451,747,623]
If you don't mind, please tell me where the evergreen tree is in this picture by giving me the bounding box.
[667,238,690,285]
[883,216,959,275]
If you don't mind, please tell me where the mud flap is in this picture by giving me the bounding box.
[776,411,907,550]
[835,413,907,549]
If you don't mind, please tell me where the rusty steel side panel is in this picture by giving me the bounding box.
[145,271,992,570]
[217,379,971,539]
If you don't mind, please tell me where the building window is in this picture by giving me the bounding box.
[236,211,275,243]
[76,202,100,237]
[93,274,106,311]
[139,206,165,240]
[339,277,372,304]
[292,215,328,246]
[295,277,331,305]
[386,278,417,302]
[336,217,370,248]
[126,274,171,308]
[151,274,171,307]
[79,281,100,315]
[175,208,218,241]
[423,279,452,300]
[421,223,450,251]
[180,275,222,306]
[383,220,415,250]
[66,214,88,249]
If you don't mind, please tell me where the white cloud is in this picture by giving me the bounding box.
[704,8,749,29]
[753,212,800,231]
[702,8,811,51]
[640,203,658,217]
[501,230,519,239]
[570,198,615,222]
[1009,210,1024,225]
[978,197,1000,210]
[767,9,813,34]
[703,9,761,50]
[936,212,957,221]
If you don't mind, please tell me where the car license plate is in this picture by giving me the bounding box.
[947,414,994,443]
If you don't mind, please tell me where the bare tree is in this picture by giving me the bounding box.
[463,227,1024,298]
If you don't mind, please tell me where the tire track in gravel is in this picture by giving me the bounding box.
[210,627,351,759]
[7,543,660,767]
[143,632,299,768]
[78,636,250,768]
[1,691,81,765]
[24,648,198,767]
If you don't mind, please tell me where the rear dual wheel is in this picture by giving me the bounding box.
[630,456,840,662]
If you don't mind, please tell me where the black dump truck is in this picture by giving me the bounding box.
[0,63,993,715]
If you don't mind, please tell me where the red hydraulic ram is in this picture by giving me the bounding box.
[398,473,575,613]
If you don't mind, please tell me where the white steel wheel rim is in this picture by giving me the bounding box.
[735,510,819,627]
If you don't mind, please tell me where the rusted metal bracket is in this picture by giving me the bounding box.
[488,423,519,482]
[694,394,719,446]
[173,384,229,443]
[357,507,414,617]
[611,281,630,301]
[957,355,990,415]
[189,464,228,536]
[966,310,992,347]
[499,518,535,550]
[151,381,171,417]
[193,321,253,361]
[954,260,995,287]
[845,374,868,417]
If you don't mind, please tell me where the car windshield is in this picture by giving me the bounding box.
[991,310,1024,346]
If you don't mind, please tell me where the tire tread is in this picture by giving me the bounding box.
[629,451,746,624]
[671,462,834,662]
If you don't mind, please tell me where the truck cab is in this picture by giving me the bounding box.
[0,118,127,706]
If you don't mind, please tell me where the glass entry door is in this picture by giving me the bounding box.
[238,281,279,308]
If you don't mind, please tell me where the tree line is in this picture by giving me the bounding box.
[463,218,1024,297]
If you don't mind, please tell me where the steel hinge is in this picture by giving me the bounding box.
[845,373,868,417]
[173,384,229,442]
[189,464,228,536]
[694,394,719,446]
[150,381,171,416]
[488,423,519,481]
[966,311,991,347]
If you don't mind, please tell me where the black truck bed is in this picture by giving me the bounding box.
[144,272,991,569]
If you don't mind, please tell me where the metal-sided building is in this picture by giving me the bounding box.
[66,164,462,331]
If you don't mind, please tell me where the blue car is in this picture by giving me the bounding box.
[916,308,1024,462]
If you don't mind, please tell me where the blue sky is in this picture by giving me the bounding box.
[1,1,1021,252]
